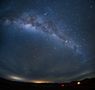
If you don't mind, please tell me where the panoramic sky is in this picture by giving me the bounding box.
[0,0,95,83]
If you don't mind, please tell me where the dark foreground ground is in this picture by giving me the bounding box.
[0,77,95,90]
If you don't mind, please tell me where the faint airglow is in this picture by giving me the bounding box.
[77,81,80,85]
[8,75,25,81]
[31,80,52,83]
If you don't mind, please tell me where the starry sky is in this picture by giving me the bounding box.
[0,0,95,83]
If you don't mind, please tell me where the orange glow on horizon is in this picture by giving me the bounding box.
[61,84,64,87]
[31,80,52,83]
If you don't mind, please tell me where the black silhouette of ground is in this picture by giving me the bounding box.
[0,77,95,90]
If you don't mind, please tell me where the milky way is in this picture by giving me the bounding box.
[0,0,95,83]
[3,12,83,56]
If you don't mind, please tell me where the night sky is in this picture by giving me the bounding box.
[0,0,95,83]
